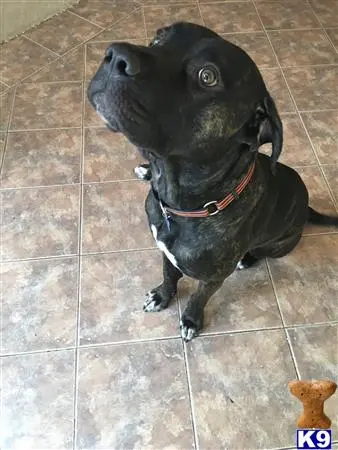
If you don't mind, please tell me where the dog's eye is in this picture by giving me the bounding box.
[198,66,218,87]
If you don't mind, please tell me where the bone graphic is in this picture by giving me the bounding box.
[289,380,337,429]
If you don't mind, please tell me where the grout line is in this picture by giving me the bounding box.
[286,321,338,331]
[298,107,338,113]
[177,298,199,450]
[325,31,338,55]
[196,0,205,28]
[199,325,285,338]
[278,63,338,69]
[0,87,17,176]
[23,34,60,57]
[252,0,338,215]
[0,254,79,264]
[182,339,200,450]
[21,80,83,85]
[264,260,301,379]
[1,321,337,358]
[0,80,10,88]
[0,183,80,192]
[0,247,158,264]
[0,178,144,191]
[0,346,77,358]
[67,10,105,30]
[72,64,87,449]
[253,0,336,376]
[0,6,142,91]
[141,5,148,42]
[305,0,338,56]
[8,126,82,132]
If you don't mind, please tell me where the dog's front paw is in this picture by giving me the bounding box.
[236,252,259,270]
[143,289,169,312]
[134,164,151,181]
[180,314,203,342]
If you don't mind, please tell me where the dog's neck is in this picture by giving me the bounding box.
[144,144,256,210]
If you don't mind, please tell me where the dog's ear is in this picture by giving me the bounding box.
[258,96,283,174]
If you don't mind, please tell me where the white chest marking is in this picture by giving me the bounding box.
[151,225,179,269]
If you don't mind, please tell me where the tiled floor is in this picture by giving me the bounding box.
[0,0,337,448]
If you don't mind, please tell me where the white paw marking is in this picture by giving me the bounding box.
[143,291,158,312]
[151,225,179,269]
[180,320,197,342]
[236,260,245,270]
[134,166,149,180]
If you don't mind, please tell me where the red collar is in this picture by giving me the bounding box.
[160,162,255,219]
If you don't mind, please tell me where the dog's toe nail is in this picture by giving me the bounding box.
[180,320,198,341]
[236,260,245,270]
[134,165,150,181]
[143,290,165,312]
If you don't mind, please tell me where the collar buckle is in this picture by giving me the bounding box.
[203,200,219,216]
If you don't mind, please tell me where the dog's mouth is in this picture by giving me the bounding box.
[89,80,150,135]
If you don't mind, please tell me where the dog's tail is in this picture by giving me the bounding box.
[308,206,338,226]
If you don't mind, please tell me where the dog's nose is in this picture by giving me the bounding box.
[104,44,140,77]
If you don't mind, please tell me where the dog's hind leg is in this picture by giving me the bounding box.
[143,254,183,312]
[180,278,224,341]
[237,252,260,270]
[251,232,302,259]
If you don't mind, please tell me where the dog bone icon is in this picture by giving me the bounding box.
[289,380,337,429]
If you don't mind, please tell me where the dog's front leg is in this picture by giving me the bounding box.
[180,279,224,341]
[143,254,183,312]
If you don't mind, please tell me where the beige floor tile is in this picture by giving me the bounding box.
[224,32,278,69]
[302,111,338,165]
[261,69,295,113]
[298,166,338,235]
[70,0,140,28]
[200,3,262,34]
[10,82,83,130]
[1,258,78,353]
[309,0,338,28]
[144,5,203,37]
[80,250,180,344]
[0,37,56,86]
[269,29,337,67]
[82,181,153,253]
[326,28,338,51]
[25,11,101,55]
[0,132,5,162]
[1,129,81,188]
[261,114,316,167]
[287,324,338,436]
[1,350,75,449]
[0,89,14,132]
[268,235,338,325]
[323,165,338,203]
[284,67,338,111]
[76,341,193,449]
[84,127,143,182]
[27,47,85,83]
[88,10,146,41]
[179,260,282,334]
[1,186,80,260]
[255,1,320,30]
[187,330,297,449]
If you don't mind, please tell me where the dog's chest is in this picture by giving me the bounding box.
[151,224,179,269]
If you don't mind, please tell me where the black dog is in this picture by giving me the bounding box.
[88,22,338,341]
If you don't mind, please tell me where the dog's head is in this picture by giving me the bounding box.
[88,22,282,170]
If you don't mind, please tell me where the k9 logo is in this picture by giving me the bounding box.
[297,429,332,449]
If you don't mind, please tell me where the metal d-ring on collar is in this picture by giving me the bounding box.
[159,162,256,220]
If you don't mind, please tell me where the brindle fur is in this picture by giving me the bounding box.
[88,22,338,341]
